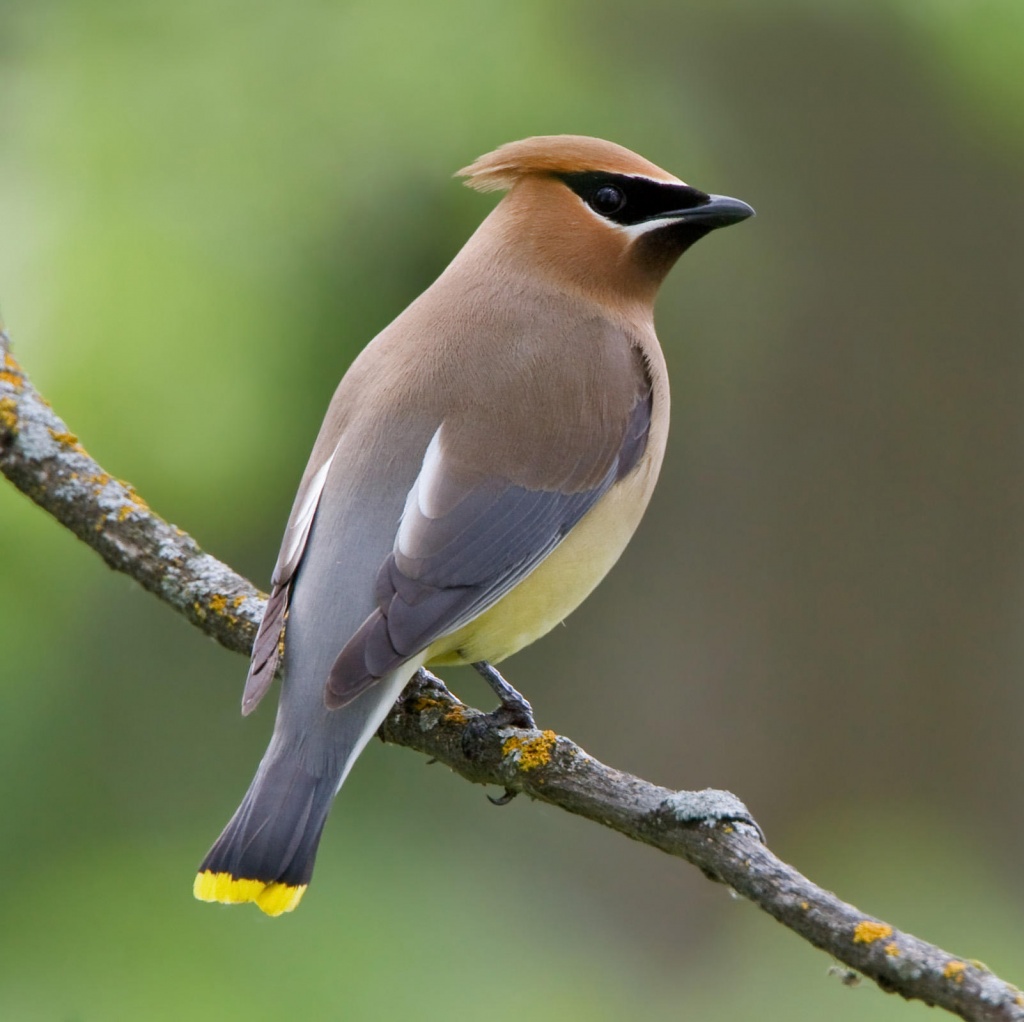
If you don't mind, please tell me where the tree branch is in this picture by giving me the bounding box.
[2,327,1020,1022]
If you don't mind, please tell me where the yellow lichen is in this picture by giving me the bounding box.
[943,960,966,982]
[884,942,900,957]
[799,901,810,911]
[48,428,80,447]
[118,479,149,509]
[193,601,207,620]
[0,397,17,432]
[0,370,22,390]
[444,704,469,725]
[232,595,245,609]
[117,495,148,521]
[203,593,240,625]
[502,730,556,771]
[89,473,112,488]
[852,921,893,945]
[411,695,444,714]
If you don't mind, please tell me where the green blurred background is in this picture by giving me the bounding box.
[2,1,1022,1018]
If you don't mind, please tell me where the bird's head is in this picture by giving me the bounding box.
[458,135,753,309]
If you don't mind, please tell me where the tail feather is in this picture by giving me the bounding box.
[196,662,423,916]
[194,754,337,916]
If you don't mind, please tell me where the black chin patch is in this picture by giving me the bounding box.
[557,172,711,227]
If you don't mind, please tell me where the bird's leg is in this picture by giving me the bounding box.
[471,661,536,730]
[471,660,534,806]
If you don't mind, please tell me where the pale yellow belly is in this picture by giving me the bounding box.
[425,456,658,667]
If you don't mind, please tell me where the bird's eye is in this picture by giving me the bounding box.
[589,185,626,216]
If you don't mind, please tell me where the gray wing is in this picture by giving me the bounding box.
[324,387,652,709]
[242,451,336,715]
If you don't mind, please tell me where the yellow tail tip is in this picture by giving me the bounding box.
[193,870,306,916]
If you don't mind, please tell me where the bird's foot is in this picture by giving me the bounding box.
[471,661,536,730]
[415,666,456,699]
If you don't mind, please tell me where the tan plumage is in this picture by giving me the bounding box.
[458,135,681,191]
[195,135,753,915]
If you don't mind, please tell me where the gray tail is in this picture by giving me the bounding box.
[195,664,420,915]
[194,752,338,915]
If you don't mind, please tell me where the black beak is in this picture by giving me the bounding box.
[673,193,755,229]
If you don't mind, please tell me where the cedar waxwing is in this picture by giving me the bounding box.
[194,135,753,915]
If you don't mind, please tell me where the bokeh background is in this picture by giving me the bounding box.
[2,1,1022,1018]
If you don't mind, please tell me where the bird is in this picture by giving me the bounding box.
[194,135,753,915]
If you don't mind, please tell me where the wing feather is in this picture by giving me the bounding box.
[324,384,653,709]
[241,451,337,715]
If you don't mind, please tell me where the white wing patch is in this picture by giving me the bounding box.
[397,425,449,557]
[277,450,336,582]
[241,447,338,715]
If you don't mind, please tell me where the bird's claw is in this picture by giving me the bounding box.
[488,787,518,806]
[472,661,537,730]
